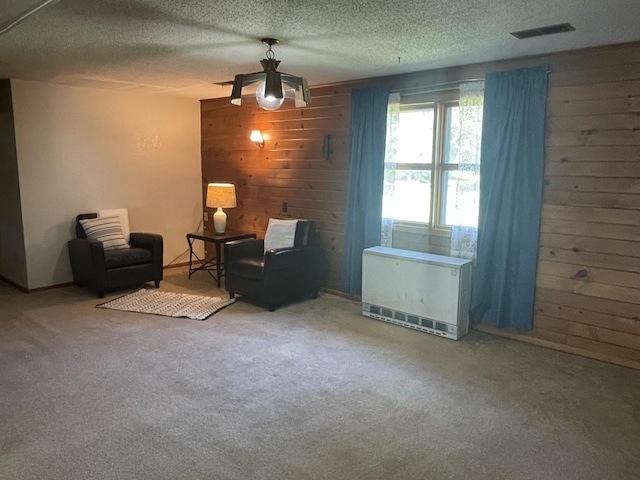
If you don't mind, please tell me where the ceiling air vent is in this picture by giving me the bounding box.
[511,23,575,39]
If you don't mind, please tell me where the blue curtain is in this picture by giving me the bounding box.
[470,66,549,330]
[342,87,390,295]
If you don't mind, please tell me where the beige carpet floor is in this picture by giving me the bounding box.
[1,267,639,480]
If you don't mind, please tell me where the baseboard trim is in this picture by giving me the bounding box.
[1,262,189,294]
[0,275,28,293]
[28,282,76,293]
[164,262,190,269]
[474,322,640,371]
[0,275,76,294]
[320,287,360,302]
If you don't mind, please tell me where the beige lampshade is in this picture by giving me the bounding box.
[206,183,237,208]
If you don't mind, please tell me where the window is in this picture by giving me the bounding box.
[383,106,435,224]
[383,95,482,229]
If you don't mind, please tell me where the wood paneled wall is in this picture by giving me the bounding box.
[201,41,640,369]
[532,43,640,369]
[201,85,352,290]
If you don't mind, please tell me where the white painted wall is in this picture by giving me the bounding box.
[11,79,203,289]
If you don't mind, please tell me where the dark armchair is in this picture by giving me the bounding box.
[224,220,324,311]
[68,213,163,297]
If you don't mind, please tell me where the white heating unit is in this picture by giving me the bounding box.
[362,246,473,340]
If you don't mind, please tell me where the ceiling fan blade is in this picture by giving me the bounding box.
[214,70,265,87]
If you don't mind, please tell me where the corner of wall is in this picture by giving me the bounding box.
[0,78,28,288]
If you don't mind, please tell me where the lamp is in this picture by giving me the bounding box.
[250,130,264,147]
[256,81,284,110]
[206,183,237,234]
[230,38,311,110]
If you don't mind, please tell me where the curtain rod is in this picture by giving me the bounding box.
[391,78,484,96]
[392,66,552,96]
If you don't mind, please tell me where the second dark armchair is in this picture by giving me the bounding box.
[224,220,324,311]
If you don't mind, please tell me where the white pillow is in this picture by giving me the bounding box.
[80,216,130,251]
[98,208,130,243]
[264,218,298,254]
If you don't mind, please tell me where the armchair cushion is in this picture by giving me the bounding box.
[79,216,130,251]
[104,247,153,269]
[263,218,298,253]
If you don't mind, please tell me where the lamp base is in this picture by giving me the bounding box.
[213,208,227,234]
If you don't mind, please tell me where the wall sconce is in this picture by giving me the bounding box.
[323,134,331,161]
[250,130,264,148]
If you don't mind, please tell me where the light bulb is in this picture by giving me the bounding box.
[256,81,284,111]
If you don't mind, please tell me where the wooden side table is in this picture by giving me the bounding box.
[186,231,257,287]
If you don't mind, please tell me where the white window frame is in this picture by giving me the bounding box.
[388,99,461,232]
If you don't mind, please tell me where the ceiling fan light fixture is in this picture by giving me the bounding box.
[230,38,311,110]
[286,76,311,107]
[256,81,285,110]
[264,70,283,99]
[230,74,244,106]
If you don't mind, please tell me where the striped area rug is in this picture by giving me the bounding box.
[97,289,236,320]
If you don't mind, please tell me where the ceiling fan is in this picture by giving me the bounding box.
[0,0,60,37]
[218,38,311,110]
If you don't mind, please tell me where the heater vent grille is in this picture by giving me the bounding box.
[363,303,461,340]
[511,23,575,39]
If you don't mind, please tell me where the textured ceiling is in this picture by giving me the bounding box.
[1,0,640,100]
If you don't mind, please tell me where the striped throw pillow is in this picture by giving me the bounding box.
[79,216,130,251]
